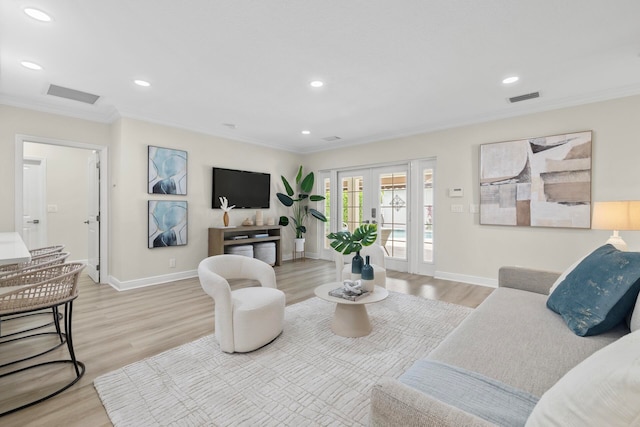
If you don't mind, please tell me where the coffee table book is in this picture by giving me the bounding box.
[328,287,370,301]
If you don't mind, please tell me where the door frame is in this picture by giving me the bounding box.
[14,134,109,283]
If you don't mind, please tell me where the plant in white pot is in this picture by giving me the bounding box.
[277,166,327,252]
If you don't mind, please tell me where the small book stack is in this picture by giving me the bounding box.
[329,281,370,301]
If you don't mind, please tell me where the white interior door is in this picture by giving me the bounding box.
[22,158,47,249]
[86,151,100,283]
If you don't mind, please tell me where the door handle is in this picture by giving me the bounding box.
[27,219,40,224]
[84,220,90,224]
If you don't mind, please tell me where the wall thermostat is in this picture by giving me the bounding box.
[449,188,464,198]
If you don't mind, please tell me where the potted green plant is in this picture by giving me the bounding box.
[277,166,327,252]
[327,223,378,255]
[327,223,378,279]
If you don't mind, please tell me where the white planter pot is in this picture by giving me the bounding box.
[294,238,305,253]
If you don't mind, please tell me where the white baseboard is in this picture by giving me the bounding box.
[282,251,319,261]
[434,270,498,288]
[108,270,198,291]
[107,265,496,292]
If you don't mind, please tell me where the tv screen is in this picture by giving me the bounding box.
[212,167,271,209]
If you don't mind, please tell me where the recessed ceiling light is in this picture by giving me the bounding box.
[134,79,151,87]
[502,76,519,84]
[21,61,43,70]
[223,123,237,129]
[309,80,324,88]
[24,8,52,22]
[301,130,311,135]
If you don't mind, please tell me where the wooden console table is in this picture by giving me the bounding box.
[208,225,282,266]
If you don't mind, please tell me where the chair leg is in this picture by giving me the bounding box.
[64,301,81,377]
[53,306,64,343]
[0,301,85,417]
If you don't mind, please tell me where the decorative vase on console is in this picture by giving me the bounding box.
[351,251,363,280]
[219,196,235,227]
[361,255,375,292]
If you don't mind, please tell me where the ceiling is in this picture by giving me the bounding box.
[2,1,640,153]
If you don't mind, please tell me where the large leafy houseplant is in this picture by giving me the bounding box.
[327,223,378,255]
[277,166,327,238]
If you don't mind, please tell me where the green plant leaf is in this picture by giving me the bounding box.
[278,216,289,226]
[300,172,314,193]
[281,176,294,197]
[295,166,303,185]
[309,208,327,222]
[276,192,294,207]
[309,195,325,201]
[353,224,378,246]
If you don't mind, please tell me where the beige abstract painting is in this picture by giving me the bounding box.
[480,131,592,228]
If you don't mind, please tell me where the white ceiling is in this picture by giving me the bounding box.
[2,1,640,153]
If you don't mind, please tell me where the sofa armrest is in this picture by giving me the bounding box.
[498,266,561,295]
[370,377,495,427]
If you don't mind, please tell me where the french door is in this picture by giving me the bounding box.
[320,159,436,275]
[335,165,409,272]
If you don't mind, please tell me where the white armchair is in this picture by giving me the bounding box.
[198,255,285,353]
[334,244,387,288]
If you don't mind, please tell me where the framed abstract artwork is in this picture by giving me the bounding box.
[148,146,187,195]
[148,200,188,248]
[480,131,592,228]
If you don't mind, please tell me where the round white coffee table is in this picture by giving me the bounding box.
[314,282,389,338]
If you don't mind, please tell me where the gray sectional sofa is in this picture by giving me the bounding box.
[369,266,631,426]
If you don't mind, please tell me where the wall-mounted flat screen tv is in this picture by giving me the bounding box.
[212,167,271,209]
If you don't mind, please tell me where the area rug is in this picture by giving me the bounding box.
[94,291,472,426]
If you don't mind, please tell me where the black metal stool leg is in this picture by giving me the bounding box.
[53,306,63,343]
[64,301,81,376]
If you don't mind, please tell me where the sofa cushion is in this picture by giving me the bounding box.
[548,253,588,294]
[525,329,640,427]
[547,244,640,336]
[631,293,640,332]
[427,287,626,397]
[399,360,538,427]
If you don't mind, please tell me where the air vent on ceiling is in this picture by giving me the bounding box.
[508,92,540,103]
[47,84,100,104]
[322,136,341,142]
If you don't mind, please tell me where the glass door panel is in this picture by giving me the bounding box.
[423,168,434,263]
[379,172,407,260]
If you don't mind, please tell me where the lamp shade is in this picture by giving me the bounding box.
[592,201,640,230]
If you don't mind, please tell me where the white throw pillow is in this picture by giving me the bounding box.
[525,330,640,427]
[631,293,640,332]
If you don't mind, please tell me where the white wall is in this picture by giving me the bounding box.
[303,95,640,284]
[0,105,112,233]
[4,94,640,288]
[108,118,301,286]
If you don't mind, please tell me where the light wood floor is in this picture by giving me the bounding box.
[0,259,493,426]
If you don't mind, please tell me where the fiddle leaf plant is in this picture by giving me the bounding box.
[277,166,327,238]
[327,223,378,255]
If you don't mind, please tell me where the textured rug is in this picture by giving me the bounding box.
[94,291,472,426]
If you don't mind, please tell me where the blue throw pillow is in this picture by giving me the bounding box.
[547,244,640,336]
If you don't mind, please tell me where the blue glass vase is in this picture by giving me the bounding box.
[361,255,374,280]
[361,255,375,292]
[351,251,363,276]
